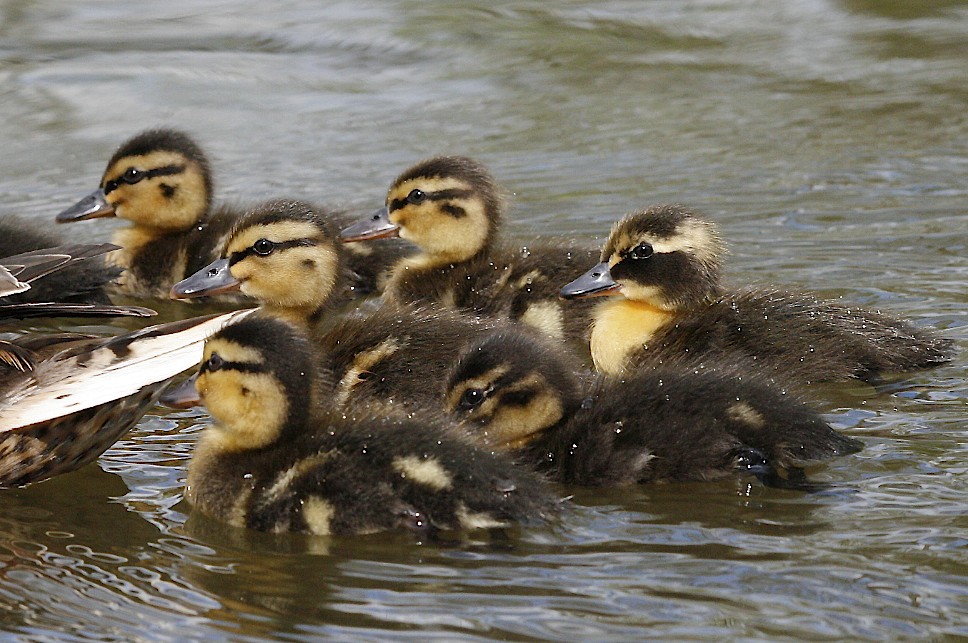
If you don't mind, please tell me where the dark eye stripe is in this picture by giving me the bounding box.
[228,238,316,266]
[388,188,474,213]
[200,359,269,376]
[103,164,185,195]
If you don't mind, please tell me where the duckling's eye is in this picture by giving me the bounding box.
[629,242,654,260]
[252,239,274,256]
[121,167,143,184]
[459,388,487,410]
[205,352,225,372]
[406,189,426,205]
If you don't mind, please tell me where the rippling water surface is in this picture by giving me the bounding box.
[1,1,966,640]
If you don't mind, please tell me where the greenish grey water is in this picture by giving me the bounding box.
[1,1,966,640]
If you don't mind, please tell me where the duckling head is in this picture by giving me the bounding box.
[196,315,314,452]
[172,200,344,325]
[57,129,212,231]
[561,204,725,311]
[340,156,505,265]
[444,329,581,450]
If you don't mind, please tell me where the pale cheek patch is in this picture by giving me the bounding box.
[262,246,338,309]
[392,455,454,491]
[486,385,562,449]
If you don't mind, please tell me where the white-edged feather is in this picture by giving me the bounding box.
[0,308,255,431]
[0,265,30,297]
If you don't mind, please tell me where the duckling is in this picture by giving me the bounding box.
[171,199,500,413]
[0,214,121,305]
[56,128,407,299]
[444,328,862,488]
[339,156,599,344]
[0,309,252,487]
[561,204,954,381]
[187,314,556,536]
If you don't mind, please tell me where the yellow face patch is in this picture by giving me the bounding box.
[387,176,490,264]
[449,366,560,450]
[480,373,562,449]
[196,339,287,452]
[226,220,339,313]
[102,150,207,230]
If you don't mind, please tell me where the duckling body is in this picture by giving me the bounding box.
[340,156,599,344]
[172,200,501,412]
[562,204,953,381]
[444,329,862,488]
[57,129,406,299]
[0,310,250,487]
[187,315,556,536]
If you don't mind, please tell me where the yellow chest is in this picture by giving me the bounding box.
[590,299,673,375]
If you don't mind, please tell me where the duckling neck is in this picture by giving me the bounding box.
[590,298,674,376]
[110,226,173,269]
[261,304,324,329]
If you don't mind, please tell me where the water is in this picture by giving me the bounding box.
[1,1,967,639]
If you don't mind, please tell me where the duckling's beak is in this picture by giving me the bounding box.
[339,207,400,242]
[170,258,239,299]
[56,188,115,222]
[560,262,621,299]
[159,373,201,409]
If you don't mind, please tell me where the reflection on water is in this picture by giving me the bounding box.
[1,0,966,639]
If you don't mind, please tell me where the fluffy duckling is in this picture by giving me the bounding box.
[171,200,500,413]
[55,129,237,298]
[339,156,599,343]
[0,309,251,487]
[444,328,862,488]
[187,315,556,536]
[56,128,406,299]
[561,204,954,381]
